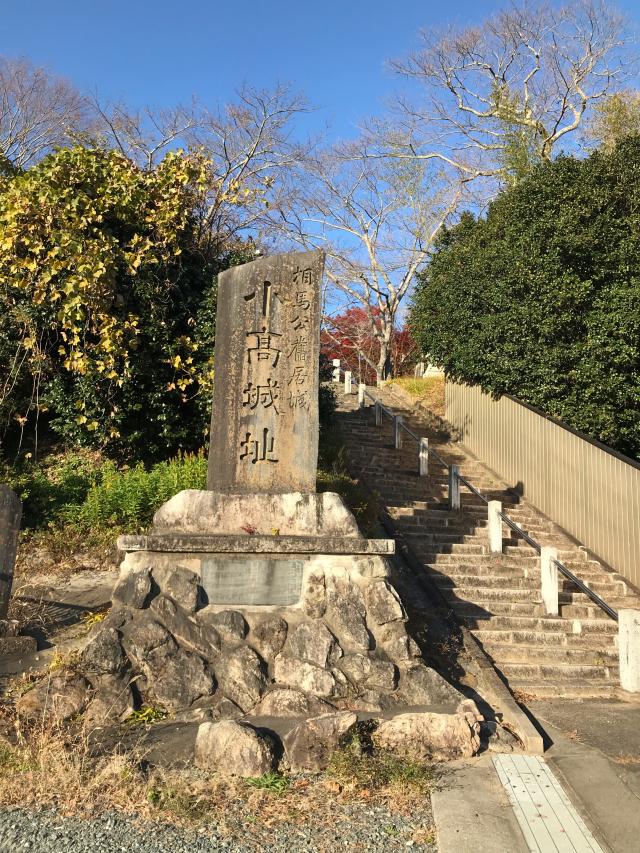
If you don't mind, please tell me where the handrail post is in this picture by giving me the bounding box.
[344,370,352,395]
[419,437,429,477]
[541,547,559,616]
[332,358,340,383]
[619,609,640,693]
[488,500,503,554]
[393,415,403,449]
[448,465,460,510]
[374,401,382,427]
[358,383,366,409]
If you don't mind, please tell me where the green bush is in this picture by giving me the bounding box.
[2,451,104,529]
[69,451,207,532]
[410,136,640,459]
[0,146,257,464]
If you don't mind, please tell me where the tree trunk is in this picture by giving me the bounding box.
[377,320,394,382]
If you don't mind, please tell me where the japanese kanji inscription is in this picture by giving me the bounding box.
[207,251,324,493]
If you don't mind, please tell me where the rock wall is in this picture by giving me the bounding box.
[17,556,483,770]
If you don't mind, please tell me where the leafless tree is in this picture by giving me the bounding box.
[380,1,634,188]
[0,56,88,168]
[92,84,310,247]
[273,140,464,380]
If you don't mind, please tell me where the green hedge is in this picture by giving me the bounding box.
[410,137,640,459]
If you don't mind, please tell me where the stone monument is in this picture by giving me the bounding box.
[118,250,397,611]
[33,251,481,771]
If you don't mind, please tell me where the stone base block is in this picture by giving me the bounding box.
[151,490,363,537]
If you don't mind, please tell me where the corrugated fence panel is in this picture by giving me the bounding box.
[445,383,640,589]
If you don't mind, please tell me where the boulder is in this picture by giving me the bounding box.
[82,626,126,676]
[250,688,335,718]
[338,654,397,691]
[273,655,336,698]
[120,614,175,669]
[17,672,90,723]
[302,572,326,618]
[282,712,357,771]
[282,621,340,668]
[249,616,288,661]
[373,711,480,761]
[195,720,276,776]
[325,578,371,652]
[364,580,405,625]
[151,565,200,613]
[396,662,462,706]
[200,609,247,643]
[84,673,135,727]
[383,634,421,663]
[112,567,151,609]
[213,646,266,712]
[351,689,397,713]
[147,646,214,711]
[150,595,220,659]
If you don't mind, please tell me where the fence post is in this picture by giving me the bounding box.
[419,438,429,477]
[332,359,340,383]
[540,547,559,616]
[448,465,460,510]
[488,500,503,554]
[393,415,403,449]
[619,610,640,693]
[358,383,366,409]
[344,370,352,395]
[374,401,382,427]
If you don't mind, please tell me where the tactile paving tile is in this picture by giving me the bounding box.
[493,754,604,853]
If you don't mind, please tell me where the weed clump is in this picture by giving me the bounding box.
[328,724,435,800]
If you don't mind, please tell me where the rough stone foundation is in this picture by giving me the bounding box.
[18,490,483,771]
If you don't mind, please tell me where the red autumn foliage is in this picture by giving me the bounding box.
[321,307,417,383]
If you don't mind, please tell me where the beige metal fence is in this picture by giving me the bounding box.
[445,382,640,589]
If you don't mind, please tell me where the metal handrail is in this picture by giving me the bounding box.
[356,380,619,623]
[553,559,618,621]
[396,414,450,468]
[499,512,540,553]
[459,474,489,506]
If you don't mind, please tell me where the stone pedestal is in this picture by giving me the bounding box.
[104,489,466,718]
[119,490,393,612]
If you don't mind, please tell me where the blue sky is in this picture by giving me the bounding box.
[5,0,637,143]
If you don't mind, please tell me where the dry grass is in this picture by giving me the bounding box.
[326,725,437,813]
[15,526,119,582]
[389,376,445,417]
[0,711,438,830]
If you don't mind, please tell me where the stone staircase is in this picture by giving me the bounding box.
[336,385,640,699]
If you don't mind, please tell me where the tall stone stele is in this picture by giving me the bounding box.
[208,250,323,494]
[118,250,394,611]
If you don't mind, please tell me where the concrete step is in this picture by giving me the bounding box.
[427,572,539,590]
[497,661,615,682]
[504,680,619,699]
[461,614,618,634]
[472,628,618,649]
[478,641,618,666]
